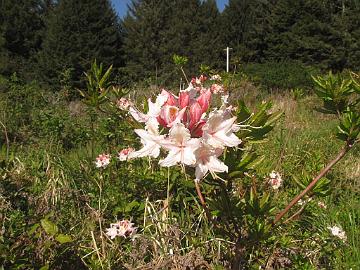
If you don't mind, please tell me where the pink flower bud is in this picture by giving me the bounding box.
[197,89,211,113]
[189,102,202,129]
[179,91,190,108]
[191,120,206,137]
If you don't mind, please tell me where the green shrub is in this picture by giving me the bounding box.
[241,61,320,91]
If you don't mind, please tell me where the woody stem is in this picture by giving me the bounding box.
[273,142,351,225]
[194,180,212,220]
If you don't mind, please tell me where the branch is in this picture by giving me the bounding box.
[273,142,352,225]
[194,179,209,216]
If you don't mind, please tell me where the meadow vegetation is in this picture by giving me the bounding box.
[0,65,359,269]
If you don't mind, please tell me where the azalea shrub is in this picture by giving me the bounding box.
[84,61,359,268]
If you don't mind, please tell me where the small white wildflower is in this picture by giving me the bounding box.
[116,97,130,110]
[95,154,111,168]
[318,201,327,209]
[210,74,222,81]
[210,83,225,94]
[297,197,312,206]
[105,219,137,240]
[105,226,118,240]
[268,171,282,190]
[328,225,347,241]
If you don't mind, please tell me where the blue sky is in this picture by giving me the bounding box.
[111,0,229,18]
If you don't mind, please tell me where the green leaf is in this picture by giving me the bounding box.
[125,200,140,212]
[39,264,49,270]
[55,234,73,244]
[40,218,58,236]
[27,223,40,235]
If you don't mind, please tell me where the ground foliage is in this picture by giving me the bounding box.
[0,65,359,269]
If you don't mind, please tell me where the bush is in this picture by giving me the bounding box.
[241,61,320,91]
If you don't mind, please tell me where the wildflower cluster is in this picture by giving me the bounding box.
[105,219,137,240]
[95,153,111,168]
[328,225,347,242]
[126,75,242,180]
[268,171,283,190]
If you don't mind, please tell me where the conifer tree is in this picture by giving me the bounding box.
[122,0,221,84]
[265,0,359,70]
[0,0,44,76]
[122,0,172,83]
[37,0,122,89]
[220,0,274,64]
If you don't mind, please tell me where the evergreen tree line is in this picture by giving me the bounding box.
[0,0,359,90]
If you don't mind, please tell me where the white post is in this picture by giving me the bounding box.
[226,47,230,73]
[224,47,232,73]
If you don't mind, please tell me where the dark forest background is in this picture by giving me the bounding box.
[1,0,359,90]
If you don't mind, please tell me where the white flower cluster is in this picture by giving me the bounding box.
[327,225,347,242]
[95,154,111,168]
[105,219,137,239]
[268,171,283,190]
[125,77,242,181]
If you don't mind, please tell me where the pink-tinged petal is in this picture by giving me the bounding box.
[195,163,209,180]
[168,123,191,144]
[161,89,177,106]
[191,121,205,137]
[159,150,180,167]
[145,117,160,135]
[160,105,179,126]
[147,98,161,118]
[156,115,167,127]
[205,130,241,148]
[194,143,228,180]
[129,106,148,123]
[179,91,189,108]
[189,102,202,129]
[182,144,197,165]
[167,107,187,128]
[197,89,211,113]
[155,92,168,107]
[216,116,237,133]
[208,156,228,173]
[129,129,163,158]
[159,123,200,166]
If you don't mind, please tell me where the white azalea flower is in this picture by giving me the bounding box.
[145,117,160,135]
[129,92,168,123]
[129,129,164,159]
[159,123,200,167]
[194,143,228,180]
[202,110,242,149]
